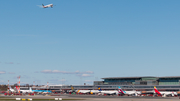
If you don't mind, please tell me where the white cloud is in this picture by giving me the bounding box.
[59,79,67,82]
[41,70,94,78]
[81,74,91,77]
[61,71,72,74]
[41,70,52,73]
[52,70,61,73]
[75,70,81,74]
[52,70,71,74]
[0,71,6,74]
[85,71,94,74]
[41,70,71,74]
[41,70,94,74]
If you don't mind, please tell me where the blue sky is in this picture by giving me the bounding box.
[1,0,180,85]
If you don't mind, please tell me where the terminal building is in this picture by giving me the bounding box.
[95,76,180,85]
[46,76,180,92]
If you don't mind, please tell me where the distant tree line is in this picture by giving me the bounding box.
[0,85,8,91]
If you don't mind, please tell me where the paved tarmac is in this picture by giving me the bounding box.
[0,94,180,101]
[67,94,180,101]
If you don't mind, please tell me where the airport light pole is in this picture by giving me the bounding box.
[7,80,9,94]
[17,76,20,93]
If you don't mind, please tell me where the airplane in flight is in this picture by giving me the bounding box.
[154,86,177,97]
[118,86,141,96]
[42,4,53,8]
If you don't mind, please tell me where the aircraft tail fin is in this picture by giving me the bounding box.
[42,4,45,8]
[9,86,12,90]
[98,87,102,91]
[154,86,161,95]
[30,87,32,92]
[16,86,20,91]
[71,86,74,90]
[118,86,125,94]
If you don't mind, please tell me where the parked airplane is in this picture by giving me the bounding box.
[77,90,91,94]
[32,90,43,93]
[42,90,52,94]
[16,86,33,93]
[154,86,177,97]
[90,90,100,94]
[32,89,52,93]
[8,86,15,93]
[15,86,20,93]
[68,86,77,93]
[77,87,118,95]
[42,4,53,8]
[97,87,118,95]
[118,86,141,96]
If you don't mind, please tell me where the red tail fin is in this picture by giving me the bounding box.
[16,86,19,91]
[154,86,161,95]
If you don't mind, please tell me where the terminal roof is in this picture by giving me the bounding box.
[102,76,180,79]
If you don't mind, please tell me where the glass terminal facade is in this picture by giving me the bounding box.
[43,76,180,92]
[101,76,180,86]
